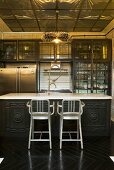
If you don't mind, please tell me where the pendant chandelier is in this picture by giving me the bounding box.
[42,32,70,43]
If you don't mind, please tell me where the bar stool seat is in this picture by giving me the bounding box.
[27,99,54,149]
[57,99,85,149]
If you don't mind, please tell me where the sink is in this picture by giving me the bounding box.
[39,89,72,93]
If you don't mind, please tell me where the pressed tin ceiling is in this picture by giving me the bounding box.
[0,0,114,32]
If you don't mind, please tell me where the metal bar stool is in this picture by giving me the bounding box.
[27,99,54,149]
[57,99,85,149]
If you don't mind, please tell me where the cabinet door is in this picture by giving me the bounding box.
[92,63,109,94]
[18,40,38,61]
[56,43,71,60]
[4,100,30,137]
[39,42,71,60]
[39,42,55,60]
[3,40,17,60]
[92,40,111,61]
[82,100,111,136]
[73,62,92,93]
[72,40,91,60]
[72,39,112,95]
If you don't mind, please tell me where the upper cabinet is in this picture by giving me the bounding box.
[39,42,71,61]
[72,39,111,61]
[18,40,39,61]
[0,40,71,62]
[0,40,39,62]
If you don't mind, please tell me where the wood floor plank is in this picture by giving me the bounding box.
[0,123,114,170]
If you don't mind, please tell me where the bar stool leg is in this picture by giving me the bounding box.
[60,117,63,149]
[28,117,33,149]
[32,119,34,139]
[48,117,52,149]
[79,118,83,149]
[77,120,79,139]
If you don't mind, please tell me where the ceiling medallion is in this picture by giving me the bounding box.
[42,32,70,43]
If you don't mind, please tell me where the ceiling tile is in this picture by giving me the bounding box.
[58,1,81,10]
[0,10,14,19]
[3,19,20,27]
[58,10,79,19]
[35,10,56,19]
[18,19,38,28]
[12,10,35,19]
[91,27,103,32]
[40,27,56,32]
[11,27,23,32]
[94,19,111,27]
[85,0,110,9]
[5,0,32,9]
[39,19,56,29]
[107,1,114,9]
[58,19,75,29]
[73,27,91,32]
[23,27,40,32]
[101,10,114,19]
[32,0,56,9]
[76,19,95,28]
[79,9,103,19]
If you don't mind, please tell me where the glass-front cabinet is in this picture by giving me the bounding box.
[74,62,110,94]
[72,39,112,95]
[39,42,71,60]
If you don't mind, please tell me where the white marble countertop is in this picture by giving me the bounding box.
[0,93,112,100]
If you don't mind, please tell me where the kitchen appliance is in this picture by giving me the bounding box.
[0,64,37,95]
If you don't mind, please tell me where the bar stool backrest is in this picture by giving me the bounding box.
[62,99,82,114]
[30,99,50,115]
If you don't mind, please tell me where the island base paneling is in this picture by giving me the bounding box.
[82,99,111,136]
[0,99,111,137]
[0,100,30,137]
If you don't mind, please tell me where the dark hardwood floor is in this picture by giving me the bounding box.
[0,123,114,170]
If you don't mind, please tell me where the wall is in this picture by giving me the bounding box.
[106,30,114,118]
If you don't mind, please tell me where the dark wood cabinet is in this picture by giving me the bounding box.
[0,99,111,137]
[82,99,111,136]
[72,39,112,95]
[0,100,30,137]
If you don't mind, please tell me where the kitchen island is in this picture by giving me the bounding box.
[0,93,112,137]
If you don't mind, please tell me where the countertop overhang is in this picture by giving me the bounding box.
[0,93,112,100]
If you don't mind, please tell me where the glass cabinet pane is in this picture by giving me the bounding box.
[39,43,55,60]
[92,63,108,94]
[56,43,71,59]
[3,41,17,60]
[74,62,92,93]
[73,40,91,60]
[18,40,38,60]
[92,40,108,60]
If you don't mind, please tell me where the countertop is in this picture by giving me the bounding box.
[0,93,112,100]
